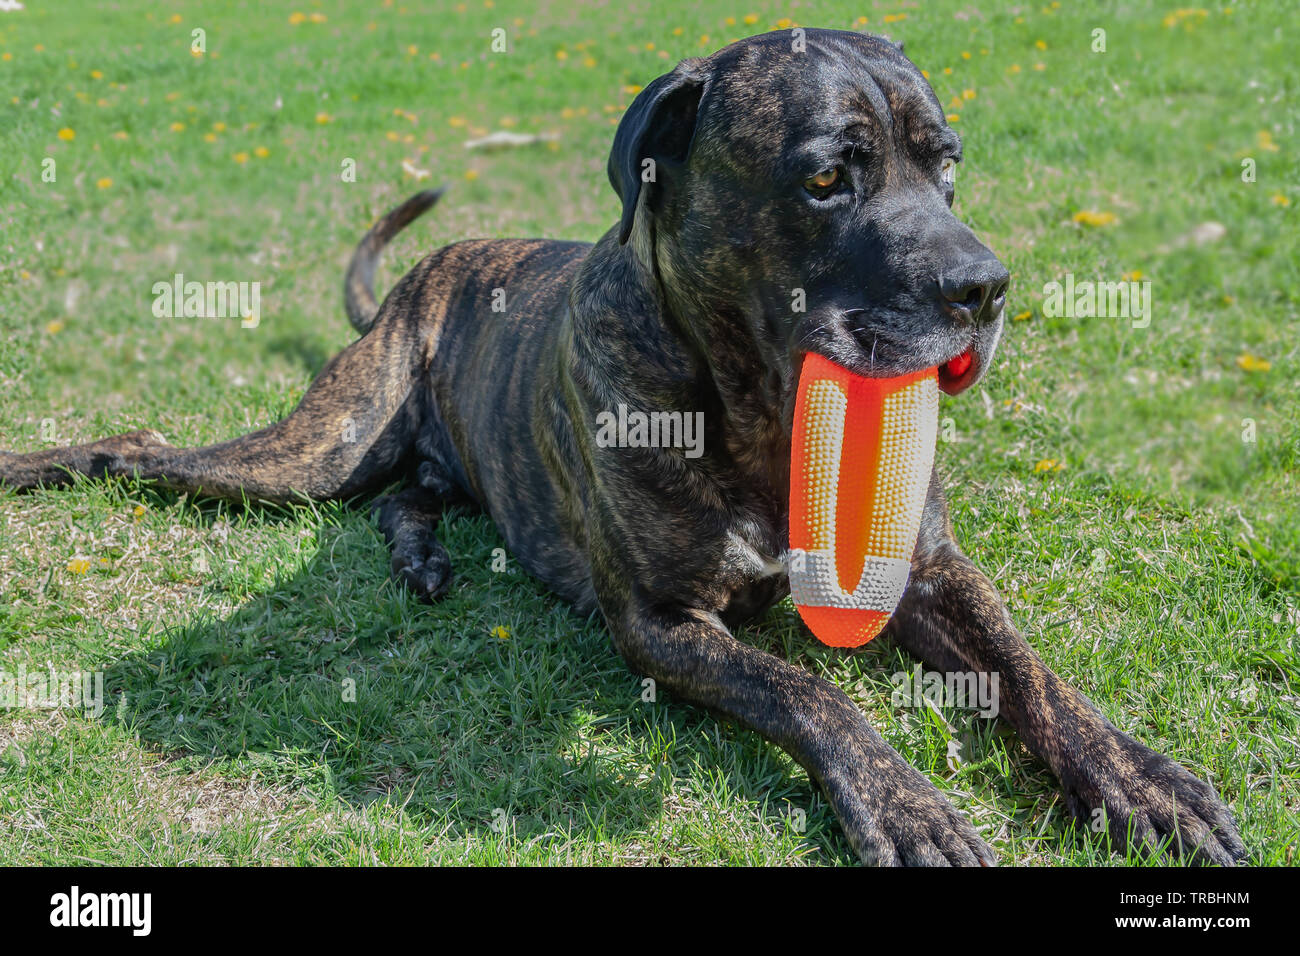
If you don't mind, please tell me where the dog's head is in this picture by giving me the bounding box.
[608,29,1008,396]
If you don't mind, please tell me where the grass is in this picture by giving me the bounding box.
[0,0,1296,865]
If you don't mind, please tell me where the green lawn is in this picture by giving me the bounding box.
[0,0,1295,865]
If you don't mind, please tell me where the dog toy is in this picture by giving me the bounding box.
[788,353,939,648]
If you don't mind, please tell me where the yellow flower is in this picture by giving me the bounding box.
[212,121,226,132]
[622,84,642,95]
[582,55,596,68]
[1007,63,1022,74]
[1035,39,1047,50]
[961,50,971,59]
[169,13,182,24]
[90,69,103,79]
[309,12,327,22]
[1255,130,1279,152]
[112,131,128,140]
[943,67,953,75]
[232,151,249,164]
[962,88,976,100]
[1236,352,1271,373]
[1033,62,1046,71]
[1270,193,1290,207]
[1034,459,1065,473]
[133,504,146,517]
[743,14,758,25]
[1121,270,1144,281]
[448,116,466,128]
[203,132,217,143]
[491,625,511,640]
[96,177,112,189]
[555,49,568,60]
[1073,210,1116,227]
[315,112,332,124]
[289,11,306,24]
[254,146,269,158]
[45,320,65,334]
[1012,309,1032,322]
[946,113,960,123]
[67,558,91,574]
[58,127,76,141]
[465,168,480,181]
[170,121,185,132]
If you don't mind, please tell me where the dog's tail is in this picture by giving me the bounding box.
[344,187,445,335]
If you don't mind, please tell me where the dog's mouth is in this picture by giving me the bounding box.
[937,347,978,395]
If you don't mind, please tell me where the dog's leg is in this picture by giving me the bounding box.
[371,483,453,601]
[0,317,426,504]
[597,580,996,866]
[886,471,1247,865]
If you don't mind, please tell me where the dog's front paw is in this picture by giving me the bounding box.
[1060,727,1246,866]
[828,750,996,866]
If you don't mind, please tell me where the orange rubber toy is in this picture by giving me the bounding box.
[789,353,940,648]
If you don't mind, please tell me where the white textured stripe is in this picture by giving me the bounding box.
[787,549,912,612]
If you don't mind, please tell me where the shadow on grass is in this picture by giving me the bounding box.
[97,503,853,861]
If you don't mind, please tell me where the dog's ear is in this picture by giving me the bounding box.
[607,61,708,245]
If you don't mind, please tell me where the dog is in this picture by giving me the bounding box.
[0,30,1245,866]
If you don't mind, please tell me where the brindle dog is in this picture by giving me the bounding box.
[1,30,1245,865]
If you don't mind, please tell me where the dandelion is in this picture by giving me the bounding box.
[491,625,511,639]
[315,112,332,124]
[1035,39,1047,49]
[1072,210,1116,227]
[58,127,76,141]
[465,168,479,181]
[1012,309,1032,322]
[1034,459,1065,473]
[170,121,185,132]
[112,131,128,140]
[289,11,306,25]
[1270,193,1289,207]
[67,558,91,574]
[1236,352,1271,373]
[962,88,976,100]
[946,113,960,123]
[232,151,249,164]
[254,146,269,158]
[96,177,112,189]
[46,320,65,334]
[555,49,568,60]
[743,14,758,25]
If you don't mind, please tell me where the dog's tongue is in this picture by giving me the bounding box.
[945,349,973,379]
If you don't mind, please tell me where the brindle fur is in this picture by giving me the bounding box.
[0,30,1245,866]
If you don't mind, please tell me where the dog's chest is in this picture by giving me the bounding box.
[718,527,790,625]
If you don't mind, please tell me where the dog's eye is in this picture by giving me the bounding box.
[803,167,842,198]
[940,157,957,187]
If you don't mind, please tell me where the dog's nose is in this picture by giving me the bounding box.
[938,259,1010,324]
